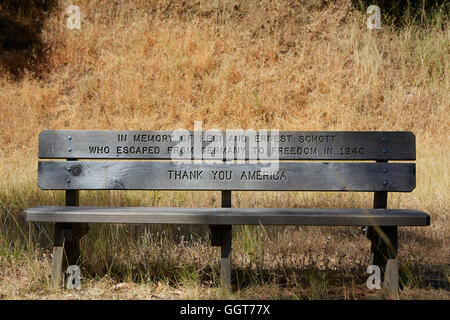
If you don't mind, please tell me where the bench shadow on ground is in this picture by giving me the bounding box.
[29,222,448,295]
[399,229,445,248]
[79,258,449,298]
[28,221,447,296]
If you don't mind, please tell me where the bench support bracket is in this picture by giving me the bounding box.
[52,222,89,287]
[367,179,399,294]
[368,226,399,294]
[51,173,89,288]
[209,191,232,288]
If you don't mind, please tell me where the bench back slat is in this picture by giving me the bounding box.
[38,161,416,192]
[38,130,416,161]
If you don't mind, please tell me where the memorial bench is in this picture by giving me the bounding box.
[25,130,430,293]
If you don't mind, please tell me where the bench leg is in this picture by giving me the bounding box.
[210,225,222,247]
[51,245,64,288]
[210,225,232,288]
[220,225,232,288]
[368,226,399,294]
[51,222,88,288]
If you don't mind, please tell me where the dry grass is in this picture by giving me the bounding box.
[0,0,448,299]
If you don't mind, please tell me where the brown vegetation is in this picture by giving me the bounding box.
[0,0,448,299]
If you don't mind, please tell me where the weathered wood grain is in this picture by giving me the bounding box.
[38,130,416,160]
[382,226,399,294]
[25,207,430,226]
[37,161,416,192]
[51,246,64,288]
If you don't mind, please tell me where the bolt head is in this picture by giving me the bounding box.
[68,147,72,152]
[382,148,387,153]
[383,180,388,185]
[71,165,82,176]
[66,178,71,183]
[382,168,387,173]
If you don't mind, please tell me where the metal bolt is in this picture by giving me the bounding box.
[382,168,387,173]
[68,147,72,152]
[383,180,388,185]
[67,167,71,172]
[381,137,386,142]
[382,148,387,153]
[68,136,72,140]
[66,178,71,183]
[72,165,82,176]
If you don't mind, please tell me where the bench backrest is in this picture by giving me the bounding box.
[37,130,416,192]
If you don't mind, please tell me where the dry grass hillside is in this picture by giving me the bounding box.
[0,0,448,299]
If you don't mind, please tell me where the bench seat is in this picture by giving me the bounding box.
[25,206,430,226]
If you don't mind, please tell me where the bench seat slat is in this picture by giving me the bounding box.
[25,207,430,226]
[38,161,416,192]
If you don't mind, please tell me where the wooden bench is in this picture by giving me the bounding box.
[25,130,430,292]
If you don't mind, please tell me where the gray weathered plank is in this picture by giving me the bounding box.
[38,130,415,160]
[37,161,416,192]
[25,207,430,226]
[51,246,64,288]
[381,226,399,294]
